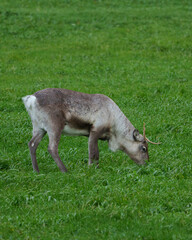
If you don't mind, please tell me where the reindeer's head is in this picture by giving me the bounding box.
[121,123,160,165]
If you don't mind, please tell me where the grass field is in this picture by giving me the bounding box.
[0,0,192,239]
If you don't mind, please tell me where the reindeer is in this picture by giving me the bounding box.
[22,88,160,173]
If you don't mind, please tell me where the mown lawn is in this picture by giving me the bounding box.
[0,0,192,239]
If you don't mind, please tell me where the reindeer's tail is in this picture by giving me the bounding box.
[22,95,37,112]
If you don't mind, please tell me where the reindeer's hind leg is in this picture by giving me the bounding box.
[28,129,46,173]
[47,131,68,172]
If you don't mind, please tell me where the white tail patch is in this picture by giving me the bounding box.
[22,95,37,111]
[22,94,49,132]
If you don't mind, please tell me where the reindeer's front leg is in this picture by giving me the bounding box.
[88,130,99,167]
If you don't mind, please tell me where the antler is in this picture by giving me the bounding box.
[145,137,161,145]
[143,122,161,145]
[143,122,146,139]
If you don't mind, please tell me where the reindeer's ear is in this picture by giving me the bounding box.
[133,129,144,142]
[133,129,139,141]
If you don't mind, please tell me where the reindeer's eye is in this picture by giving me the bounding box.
[142,146,147,152]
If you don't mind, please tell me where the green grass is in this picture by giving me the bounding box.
[0,0,192,239]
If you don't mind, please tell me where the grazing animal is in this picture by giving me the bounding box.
[22,88,160,172]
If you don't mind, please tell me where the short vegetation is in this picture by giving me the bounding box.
[0,0,192,239]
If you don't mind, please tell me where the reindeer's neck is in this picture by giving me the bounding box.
[113,107,135,140]
[108,108,135,152]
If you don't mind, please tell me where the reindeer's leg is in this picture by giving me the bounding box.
[28,130,46,173]
[88,130,99,167]
[47,130,67,173]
